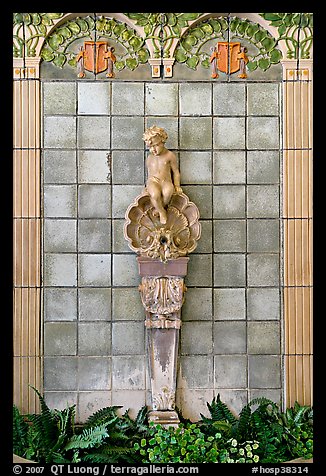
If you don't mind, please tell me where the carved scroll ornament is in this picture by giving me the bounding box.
[139,276,186,329]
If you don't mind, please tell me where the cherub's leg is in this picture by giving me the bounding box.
[147,182,167,224]
[162,182,174,208]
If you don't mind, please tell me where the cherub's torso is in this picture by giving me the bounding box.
[146,150,175,182]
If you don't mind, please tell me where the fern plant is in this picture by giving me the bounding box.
[198,395,313,463]
[13,386,112,463]
[13,387,150,463]
[79,405,149,463]
[13,404,29,457]
[199,394,239,439]
[23,386,77,463]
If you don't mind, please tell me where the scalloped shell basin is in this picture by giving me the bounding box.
[124,192,201,260]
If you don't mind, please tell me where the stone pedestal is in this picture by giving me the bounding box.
[138,256,189,425]
[124,189,200,425]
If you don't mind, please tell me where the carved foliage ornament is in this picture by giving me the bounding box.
[124,192,201,263]
[139,277,185,315]
[152,386,176,411]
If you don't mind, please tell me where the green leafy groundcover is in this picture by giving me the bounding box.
[13,387,313,463]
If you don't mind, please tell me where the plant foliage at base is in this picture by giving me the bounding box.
[13,386,148,463]
[13,388,312,463]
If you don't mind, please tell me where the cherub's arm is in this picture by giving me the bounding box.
[143,155,151,194]
[170,152,182,193]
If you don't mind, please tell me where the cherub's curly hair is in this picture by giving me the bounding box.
[143,125,168,144]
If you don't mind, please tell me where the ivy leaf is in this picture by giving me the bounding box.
[186,55,199,70]
[258,57,270,70]
[278,24,287,36]
[53,53,66,68]
[201,22,214,35]
[254,29,267,43]
[171,24,181,36]
[177,18,188,28]
[209,19,221,33]
[57,26,72,39]
[124,13,146,20]
[23,13,32,25]
[237,20,249,35]
[41,48,55,62]
[96,17,108,32]
[38,23,47,35]
[261,13,282,22]
[76,17,88,31]
[126,57,138,70]
[113,23,125,37]
[13,13,24,24]
[85,16,95,30]
[137,48,149,63]
[115,60,125,71]
[292,13,302,25]
[246,24,259,37]
[104,20,113,33]
[300,15,310,28]
[261,37,276,52]
[129,36,143,51]
[192,28,205,39]
[148,14,159,25]
[219,17,228,30]
[144,23,153,36]
[182,35,197,51]
[230,17,240,32]
[68,21,81,35]
[68,57,77,67]
[178,13,202,22]
[134,17,150,27]
[122,29,133,41]
[283,14,294,27]
[167,13,177,26]
[41,15,53,26]
[247,60,258,71]
[46,13,64,20]
[201,58,211,69]
[270,48,282,63]
[175,48,187,63]
[48,33,64,50]
[31,13,42,25]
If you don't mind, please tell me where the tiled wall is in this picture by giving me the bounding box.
[42,79,282,421]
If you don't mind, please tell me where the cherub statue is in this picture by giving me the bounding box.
[143,126,182,224]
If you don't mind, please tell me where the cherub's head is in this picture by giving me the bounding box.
[143,126,168,146]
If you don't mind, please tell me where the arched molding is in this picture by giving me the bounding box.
[35,12,156,58]
[166,12,282,58]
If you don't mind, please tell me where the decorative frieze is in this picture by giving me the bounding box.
[13,13,313,78]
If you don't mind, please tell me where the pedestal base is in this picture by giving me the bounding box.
[148,410,180,427]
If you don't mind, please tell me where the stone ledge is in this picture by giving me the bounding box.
[13,454,37,463]
[13,453,313,464]
[285,458,313,464]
